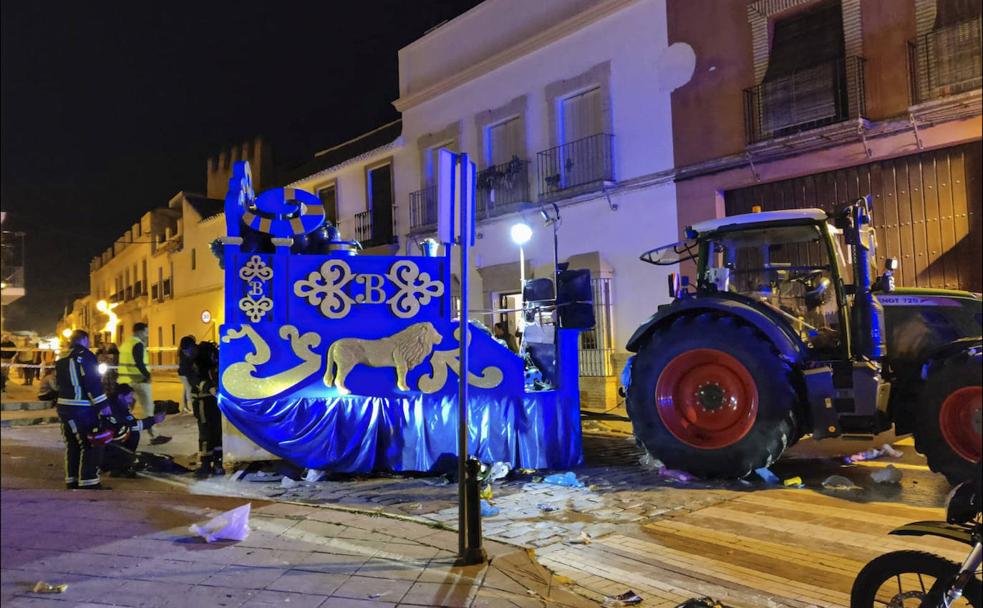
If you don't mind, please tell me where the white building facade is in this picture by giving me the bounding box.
[392,0,683,407]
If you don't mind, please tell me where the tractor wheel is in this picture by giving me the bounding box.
[914,348,982,485]
[627,314,801,478]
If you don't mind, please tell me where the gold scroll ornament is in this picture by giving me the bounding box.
[221,325,322,400]
[418,325,504,394]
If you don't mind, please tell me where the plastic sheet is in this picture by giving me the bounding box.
[217,389,583,473]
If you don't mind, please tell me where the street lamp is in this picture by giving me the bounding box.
[510,223,532,324]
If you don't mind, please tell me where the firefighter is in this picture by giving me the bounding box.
[100,383,166,477]
[192,341,224,478]
[56,330,110,489]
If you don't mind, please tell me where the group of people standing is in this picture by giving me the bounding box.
[53,323,225,489]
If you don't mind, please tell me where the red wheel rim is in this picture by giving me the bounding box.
[655,348,759,449]
[939,386,982,463]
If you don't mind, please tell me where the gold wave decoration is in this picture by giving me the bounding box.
[418,326,503,394]
[221,325,322,400]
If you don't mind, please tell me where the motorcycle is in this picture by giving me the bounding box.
[851,468,982,607]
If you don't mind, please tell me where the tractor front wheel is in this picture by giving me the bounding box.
[915,347,982,485]
[627,314,802,478]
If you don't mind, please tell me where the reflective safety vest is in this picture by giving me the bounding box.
[118,336,146,383]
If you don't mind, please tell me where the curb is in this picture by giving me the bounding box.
[1,401,51,412]
[0,416,60,428]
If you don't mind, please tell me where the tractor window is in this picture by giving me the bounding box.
[704,224,841,351]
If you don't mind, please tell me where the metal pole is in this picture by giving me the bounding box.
[456,154,486,566]
[518,245,525,328]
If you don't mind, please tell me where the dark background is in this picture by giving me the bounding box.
[1,1,481,332]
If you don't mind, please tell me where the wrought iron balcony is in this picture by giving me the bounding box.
[355,208,397,247]
[743,56,866,144]
[908,17,982,105]
[409,186,437,233]
[477,158,531,217]
[537,134,614,200]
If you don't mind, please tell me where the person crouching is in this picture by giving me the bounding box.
[100,384,166,477]
[192,342,224,478]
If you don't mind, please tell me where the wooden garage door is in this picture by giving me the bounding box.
[725,141,981,292]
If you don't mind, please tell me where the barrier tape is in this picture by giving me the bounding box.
[0,363,180,371]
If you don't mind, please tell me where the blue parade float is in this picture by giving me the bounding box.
[216,161,583,473]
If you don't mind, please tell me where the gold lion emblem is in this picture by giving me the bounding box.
[323,322,444,394]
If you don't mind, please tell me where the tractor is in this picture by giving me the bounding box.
[624,197,981,484]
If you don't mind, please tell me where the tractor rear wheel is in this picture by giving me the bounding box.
[914,347,982,485]
[627,314,802,478]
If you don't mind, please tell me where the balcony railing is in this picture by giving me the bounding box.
[744,56,866,144]
[125,286,133,301]
[908,17,982,105]
[134,281,143,297]
[409,186,437,233]
[477,158,531,217]
[355,207,397,247]
[537,133,614,199]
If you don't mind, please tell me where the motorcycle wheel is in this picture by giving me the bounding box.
[851,550,981,607]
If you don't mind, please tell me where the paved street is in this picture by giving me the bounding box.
[0,408,963,607]
[0,420,592,608]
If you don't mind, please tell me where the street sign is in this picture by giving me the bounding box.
[437,149,476,247]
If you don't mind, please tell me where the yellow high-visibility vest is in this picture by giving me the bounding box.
[118,336,146,382]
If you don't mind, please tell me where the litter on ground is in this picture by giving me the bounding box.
[754,467,780,484]
[870,464,903,484]
[542,471,585,488]
[537,503,559,512]
[603,589,642,606]
[845,443,904,463]
[480,499,500,517]
[821,475,862,491]
[189,503,251,542]
[31,582,68,594]
[782,476,804,488]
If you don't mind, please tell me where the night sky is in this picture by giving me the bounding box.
[1,1,481,333]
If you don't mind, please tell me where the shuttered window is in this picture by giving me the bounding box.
[367,163,394,243]
[560,87,602,144]
[761,1,847,135]
[317,184,338,225]
[486,116,523,166]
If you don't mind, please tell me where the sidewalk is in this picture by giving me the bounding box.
[1,429,593,608]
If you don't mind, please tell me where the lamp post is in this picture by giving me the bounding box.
[510,223,532,319]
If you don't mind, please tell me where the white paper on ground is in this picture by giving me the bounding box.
[189,503,251,542]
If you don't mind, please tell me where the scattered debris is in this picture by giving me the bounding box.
[658,467,696,483]
[603,589,642,606]
[423,476,451,486]
[368,592,390,600]
[542,471,585,488]
[189,503,251,542]
[31,581,67,594]
[479,499,500,517]
[754,467,780,485]
[304,469,325,482]
[870,464,903,484]
[821,475,862,491]
[480,485,493,500]
[567,531,592,545]
[280,476,299,489]
[675,597,729,608]
[782,476,804,488]
[639,452,663,470]
[845,443,904,463]
[537,503,559,512]
[230,470,247,482]
[487,461,510,483]
[243,471,282,483]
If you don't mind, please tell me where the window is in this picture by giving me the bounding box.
[171,324,176,346]
[486,117,523,167]
[760,1,848,136]
[191,248,196,271]
[317,185,338,226]
[366,162,394,244]
[579,278,614,376]
[425,141,456,186]
[560,87,602,145]
[157,326,163,348]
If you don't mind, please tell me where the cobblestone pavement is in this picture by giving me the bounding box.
[2,420,956,606]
